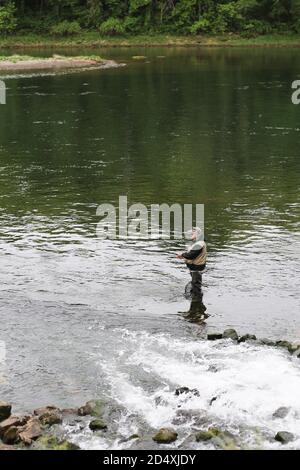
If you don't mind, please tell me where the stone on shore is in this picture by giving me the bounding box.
[222,329,239,341]
[207,333,223,341]
[89,419,107,431]
[18,417,42,445]
[78,400,104,417]
[0,415,29,437]
[238,334,257,343]
[153,428,178,444]
[2,426,19,445]
[34,406,62,426]
[273,407,290,419]
[0,402,12,422]
[276,341,292,350]
[275,431,294,444]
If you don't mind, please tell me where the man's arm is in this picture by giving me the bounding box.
[181,247,203,260]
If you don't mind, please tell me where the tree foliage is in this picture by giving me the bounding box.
[0,0,299,35]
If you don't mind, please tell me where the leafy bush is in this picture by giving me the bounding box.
[0,1,17,35]
[99,18,125,36]
[242,19,273,37]
[123,15,143,33]
[50,20,82,37]
[190,17,213,35]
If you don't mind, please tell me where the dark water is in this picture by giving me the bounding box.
[0,48,299,449]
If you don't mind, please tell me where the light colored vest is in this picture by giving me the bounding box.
[185,241,207,267]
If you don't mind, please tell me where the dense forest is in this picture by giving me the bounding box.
[0,0,300,36]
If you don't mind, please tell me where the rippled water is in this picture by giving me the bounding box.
[0,47,299,449]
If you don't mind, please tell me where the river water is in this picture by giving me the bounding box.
[0,47,299,449]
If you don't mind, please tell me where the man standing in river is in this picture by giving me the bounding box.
[177,227,207,295]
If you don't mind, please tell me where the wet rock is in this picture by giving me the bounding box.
[18,417,42,446]
[293,348,300,358]
[195,430,214,442]
[34,407,62,427]
[0,401,12,422]
[222,329,239,341]
[0,415,29,437]
[175,387,199,397]
[275,431,294,444]
[207,333,222,341]
[61,408,78,415]
[212,430,240,450]
[2,426,19,445]
[118,434,141,444]
[288,344,300,354]
[273,407,290,419]
[260,338,276,346]
[153,428,178,444]
[78,400,104,417]
[89,419,107,431]
[276,341,292,350]
[238,334,257,343]
[35,435,80,450]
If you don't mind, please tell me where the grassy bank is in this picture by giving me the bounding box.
[0,32,300,48]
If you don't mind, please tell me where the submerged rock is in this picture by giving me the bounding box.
[89,419,107,431]
[78,400,104,417]
[207,333,223,341]
[273,407,290,419]
[222,329,239,341]
[175,387,199,397]
[153,428,178,444]
[0,402,12,422]
[275,431,294,444]
[238,334,257,343]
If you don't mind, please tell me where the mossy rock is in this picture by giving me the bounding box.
[195,430,214,442]
[276,341,292,350]
[89,419,107,431]
[78,400,104,417]
[35,435,80,450]
[153,428,178,444]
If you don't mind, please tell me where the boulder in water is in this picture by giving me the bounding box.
[153,428,178,444]
[78,400,104,417]
[0,402,12,422]
[275,431,294,444]
[222,329,238,341]
[34,435,80,450]
[276,340,292,350]
[175,387,199,397]
[89,419,107,431]
[0,415,29,437]
[207,333,222,341]
[238,334,257,343]
[34,406,62,426]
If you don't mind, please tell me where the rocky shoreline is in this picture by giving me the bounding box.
[1,329,299,451]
